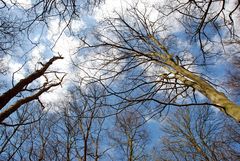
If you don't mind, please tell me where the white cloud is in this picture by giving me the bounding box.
[39,84,68,105]
[46,18,81,77]
[71,19,86,32]
[8,59,26,82]
[35,18,82,105]
[5,0,32,9]
[29,44,46,65]
[94,0,163,21]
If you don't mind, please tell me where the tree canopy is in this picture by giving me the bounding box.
[0,0,239,160]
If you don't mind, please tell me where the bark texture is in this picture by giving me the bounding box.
[153,51,240,122]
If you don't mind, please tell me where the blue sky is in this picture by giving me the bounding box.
[1,0,240,160]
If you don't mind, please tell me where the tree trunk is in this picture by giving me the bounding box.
[157,54,240,122]
[128,136,133,161]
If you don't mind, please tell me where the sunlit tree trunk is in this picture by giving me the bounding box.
[157,51,240,122]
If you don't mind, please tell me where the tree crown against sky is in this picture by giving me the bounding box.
[153,106,240,161]
[77,0,240,122]
[0,0,240,160]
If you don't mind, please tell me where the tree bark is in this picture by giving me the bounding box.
[158,53,240,122]
[0,56,63,110]
[0,56,64,123]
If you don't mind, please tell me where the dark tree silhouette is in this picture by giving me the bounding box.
[0,56,65,123]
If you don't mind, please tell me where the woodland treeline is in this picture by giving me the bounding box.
[0,0,240,160]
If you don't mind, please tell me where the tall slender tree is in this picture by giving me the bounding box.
[80,2,240,122]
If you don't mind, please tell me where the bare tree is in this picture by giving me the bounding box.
[159,0,240,58]
[0,0,106,124]
[153,106,240,161]
[80,2,240,122]
[24,112,60,161]
[0,56,65,123]
[108,109,149,161]
[27,82,108,161]
[65,83,107,161]
[0,16,18,56]
[0,102,46,160]
[0,1,239,160]
[226,55,240,99]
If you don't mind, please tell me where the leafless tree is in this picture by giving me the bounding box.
[0,1,239,160]
[159,0,240,58]
[108,109,149,161]
[0,0,106,124]
[0,81,108,160]
[226,55,240,99]
[23,82,108,161]
[153,106,240,161]
[0,14,19,56]
[64,83,107,161]
[0,56,65,123]
[24,112,59,161]
[80,2,240,122]
[0,102,47,160]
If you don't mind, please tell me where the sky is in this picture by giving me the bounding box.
[1,0,238,128]
[0,0,238,120]
[1,0,240,160]
[1,0,166,103]
[0,0,240,150]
